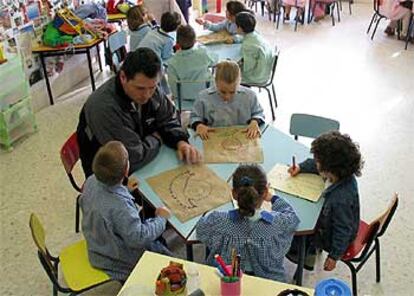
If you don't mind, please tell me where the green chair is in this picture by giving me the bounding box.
[289,113,340,140]
[29,213,111,296]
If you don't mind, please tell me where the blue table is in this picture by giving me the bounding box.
[205,42,242,62]
[132,126,323,286]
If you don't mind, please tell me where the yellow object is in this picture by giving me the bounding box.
[117,251,314,296]
[57,8,97,43]
[0,42,7,64]
[268,164,325,202]
[29,213,111,293]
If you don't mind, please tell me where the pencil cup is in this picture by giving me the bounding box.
[220,277,241,296]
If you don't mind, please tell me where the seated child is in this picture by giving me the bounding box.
[287,131,363,271]
[195,0,250,43]
[196,164,300,282]
[139,11,181,62]
[167,25,218,101]
[190,60,265,140]
[235,12,273,85]
[383,0,413,40]
[127,5,157,52]
[79,141,172,281]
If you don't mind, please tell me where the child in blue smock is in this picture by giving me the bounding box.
[138,11,181,63]
[196,164,300,282]
[195,1,250,43]
[190,60,265,140]
[167,25,218,100]
[127,5,158,52]
[235,12,273,85]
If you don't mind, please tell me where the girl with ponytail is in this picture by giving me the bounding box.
[196,164,300,282]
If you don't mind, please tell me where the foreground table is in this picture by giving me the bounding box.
[117,251,315,296]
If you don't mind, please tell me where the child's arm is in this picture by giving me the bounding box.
[270,196,300,232]
[161,38,174,61]
[249,93,265,125]
[203,20,227,32]
[299,158,318,174]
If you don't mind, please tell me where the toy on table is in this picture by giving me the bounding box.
[155,261,187,296]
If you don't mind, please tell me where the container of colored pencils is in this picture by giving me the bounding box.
[220,264,242,296]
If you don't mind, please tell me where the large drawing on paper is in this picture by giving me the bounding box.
[146,165,232,222]
[203,127,263,163]
[196,30,232,45]
[268,164,325,202]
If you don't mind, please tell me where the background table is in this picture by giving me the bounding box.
[32,38,104,105]
[117,251,315,296]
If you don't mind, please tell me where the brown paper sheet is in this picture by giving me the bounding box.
[203,127,264,163]
[146,164,232,222]
[196,30,232,45]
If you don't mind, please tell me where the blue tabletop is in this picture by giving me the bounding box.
[205,43,242,62]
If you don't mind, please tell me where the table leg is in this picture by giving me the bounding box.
[186,243,194,261]
[39,53,54,105]
[96,44,102,72]
[295,236,306,285]
[86,48,96,91]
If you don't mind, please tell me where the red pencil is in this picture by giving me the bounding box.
[214,254,232,276]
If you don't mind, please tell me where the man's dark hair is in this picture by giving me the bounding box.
[226,0,249,15]
[92,141,129,186]
[177,25,196,50]
[235,11,256,33]
[161,11,181,32]
[120,48,161,80]
[311,131,364,180]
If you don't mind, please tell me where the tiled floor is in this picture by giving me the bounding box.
[1,3,413,295]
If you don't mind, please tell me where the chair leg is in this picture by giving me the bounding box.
[406,15,414,50]
[337,2,341,22]
[349,0,352,15]
[75,195,80,233]
[272,83,278,108]
[294,9,299,31]
[276,7,281,29]
[261,0,265,16]
[375,238,381,283]
[371,16,384,40]
[331,4,335,26]
[343,261,358,296]
[367,13,377,34]
[264,87,276,121]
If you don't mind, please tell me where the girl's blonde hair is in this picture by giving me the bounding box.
[127,5,147,31]
[215,60,240,84]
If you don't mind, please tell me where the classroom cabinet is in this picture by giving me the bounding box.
[0,54,37,151]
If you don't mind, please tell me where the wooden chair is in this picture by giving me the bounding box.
[29,213,111,296]
[289,113,340,140]
[341,194,399,296]
[60,132,83,233]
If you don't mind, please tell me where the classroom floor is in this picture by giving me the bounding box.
[1,2,413,296]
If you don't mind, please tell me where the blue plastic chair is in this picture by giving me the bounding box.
[175,80,211,112]
[107,30,127,73]
[289,113,340,140]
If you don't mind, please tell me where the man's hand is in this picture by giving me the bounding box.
[324,257,337,271]
[245,120,261,139]
[155,206,171,218]
[177,141,202,164]
[288,165,301,176]
[152,131,163,144]
[127,176,139,191]
[196,124,215,140]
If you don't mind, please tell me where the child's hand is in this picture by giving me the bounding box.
[288,165,301,176]
[127,176,139,191]
[146,13,155,22]
[323,257,337,271]
[155,206,171,218]
[195,17,205,25]
[245,120,260,139]
[196,124,215,140]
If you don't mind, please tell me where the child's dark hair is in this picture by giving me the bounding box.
[232,164,267,217]
[311,131,364,180]
[235,11,256,33]
[177,25,196,50]
[226,0,250,16]
[127,5,146,31]
[161,11,181,32]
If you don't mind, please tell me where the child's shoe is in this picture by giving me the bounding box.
[384,26,395,36]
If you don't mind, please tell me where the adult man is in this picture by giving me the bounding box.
[77,48,201,177]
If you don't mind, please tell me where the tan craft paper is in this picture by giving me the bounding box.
[146,164,232,222]
[196,30,232,45]
[268,164,324,202]
[203,127,263,163]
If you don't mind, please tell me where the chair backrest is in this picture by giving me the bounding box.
[60,132,82,192]
[289,113,340,140]
[267,48,280,86]
[176,80,211,112]
[374,193,399,238]
[107,30,127,73]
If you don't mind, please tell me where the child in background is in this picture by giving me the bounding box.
[195,0,250,43]
[80,141,172,281]
[190,61,265,140]
[127,5,157,52]
[167,25,218,100]
[282,0,306,23]
[138,11,181,62]
[287,131,363,271]
[235,12,273,85]
[196,164,300,282]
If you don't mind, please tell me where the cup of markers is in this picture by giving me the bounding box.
[215,254,242,296]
